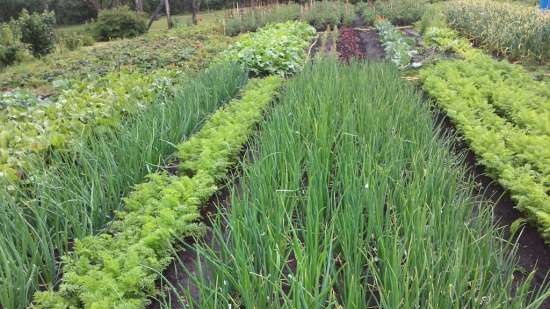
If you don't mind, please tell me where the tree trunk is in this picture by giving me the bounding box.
[135,0,144,11]
[147,0,165,30]
[191,0,200,25]
[165,0,173,28]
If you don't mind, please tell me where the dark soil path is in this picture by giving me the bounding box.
[352,17,385,60]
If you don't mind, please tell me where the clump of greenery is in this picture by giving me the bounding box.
[92,6,147,41]
[356,2,376,25]
[375,0,429,25]
[57,31,95,51]
[12,9,56,57]
[225,4,301,36]
[446,0,550,62]
[31,76,282,309]
[375,19,416,68]
[0,23,231,94]
[304,1,355,30]
[0,23,30,67]
[223,21,316,76]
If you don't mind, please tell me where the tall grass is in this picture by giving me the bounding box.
[0,63,247,309]
[224,4,301,36]
[177,59,548,308]
[446,0,550,62]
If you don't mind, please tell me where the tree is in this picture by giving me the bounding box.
[191,0,200,25]
[164,0,172,28]
[135,0,143,11]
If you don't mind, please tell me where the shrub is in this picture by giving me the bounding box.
[225,4,301,36]
[92,6,147,41]
[356,2,376,26]
[375,0,429,25]
[0,24,29,67]
[15,9,56,57]
[304,1,355,30]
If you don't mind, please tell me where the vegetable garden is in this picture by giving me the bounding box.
[1,1,549,309]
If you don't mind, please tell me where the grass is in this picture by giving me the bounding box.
[0,63,246,309]
[170,59,548,308]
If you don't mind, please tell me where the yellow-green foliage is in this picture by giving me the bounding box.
[32,76,283,309]
[420,27,550,241]
[445,0,550,62]
[0,69,177,182]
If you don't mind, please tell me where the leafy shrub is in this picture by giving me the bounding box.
[375,0,429,25]
[0,0,46,23]
[49,0,98,25]
[14,9,56,57]
[356,2,376,26]
[223,21,316,76]
[446,0,550,62]
[225,4,301,36]
[92,6,147,41]
[304,1,355,30]
[0,24,30,67]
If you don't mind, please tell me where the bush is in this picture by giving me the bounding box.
[92,6,147,41]
[356,2,376,26]
[304,1,355,30]
[15,9,56,57]
[375,0,429,25]
[225,4,301,36]
[0,24,29,67]
[49,0,98,25]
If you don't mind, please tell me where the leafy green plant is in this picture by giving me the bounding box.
[0,23,30,67]
[223,21,316,76]
[92,6,147,41]
[445,0,550,62]
[356,2,376,25]
[58,31,95,51]
[13,9,56,57]
[375,19,417,68]
[31,75,283,309]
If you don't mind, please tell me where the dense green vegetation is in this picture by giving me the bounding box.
[445,0,550,62]
[420,26,550,242]
[375,19,417,68]
[223,21,315,76]
[1,3,549,309]
[0,63,247,309]
[185,59,548,308]
[32,75,283,309]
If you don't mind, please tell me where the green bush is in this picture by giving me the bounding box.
[92,6,147,41]
[14,9,56,57]
[304,1,355,30]
[225,4,301,36]
[375,0,429,25]
[356,2,376,26]
[0,24,29,67]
